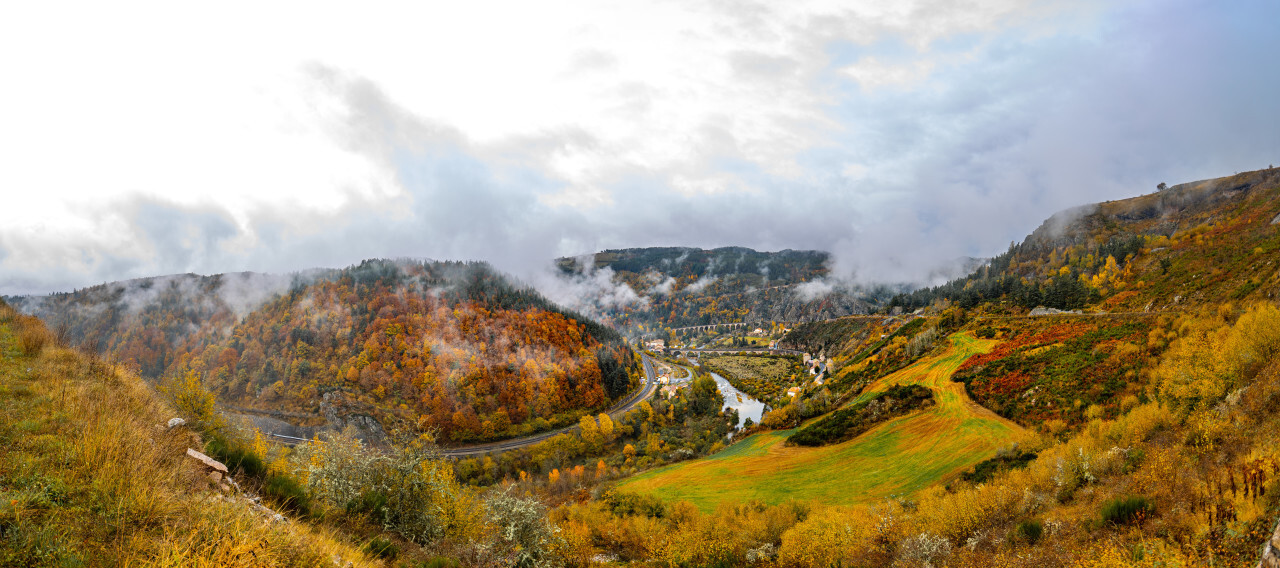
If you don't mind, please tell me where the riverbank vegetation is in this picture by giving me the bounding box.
[698,354,803,404]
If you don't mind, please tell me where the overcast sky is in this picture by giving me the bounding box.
[1,0,1277,295]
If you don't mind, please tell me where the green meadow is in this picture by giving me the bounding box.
[615,333,1032,512]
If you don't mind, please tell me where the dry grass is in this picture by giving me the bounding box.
[0,302,377,567]
[15,314,52,357]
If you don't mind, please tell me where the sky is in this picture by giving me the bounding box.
[1,0,1277,296]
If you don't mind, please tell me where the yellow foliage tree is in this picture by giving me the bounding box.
[162,370,225,434]
[580,415,603,453]
[597,413,616,443]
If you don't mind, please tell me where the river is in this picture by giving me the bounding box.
[709,372,765,428]
[667,363,765,428]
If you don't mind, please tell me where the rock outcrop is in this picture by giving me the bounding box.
[1028,306,1083,316]
[1259,516,1280,568]
[186,448,232,493]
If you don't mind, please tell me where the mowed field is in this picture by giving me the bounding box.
[615,333,1032,512]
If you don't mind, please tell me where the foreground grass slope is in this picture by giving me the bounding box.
[560,302,1280,567]
[617,334,1031,511]
[0,302,375,567]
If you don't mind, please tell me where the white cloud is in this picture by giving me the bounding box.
[1,0,1277,295]
[842,57,937,90]
[683,276,719,294]
[793,279,835,301]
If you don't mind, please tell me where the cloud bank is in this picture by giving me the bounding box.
[1,1,1277,297]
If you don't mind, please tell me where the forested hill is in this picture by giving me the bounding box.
[558,247,881,332]
[11,260,636,443]
[570,247,829,285]
[890,167,1280,312]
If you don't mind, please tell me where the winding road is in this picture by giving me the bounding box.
[433,354,661,457]
[264,355,662,456]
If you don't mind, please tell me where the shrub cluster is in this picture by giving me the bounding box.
[960,448,1038,484]
[787,384,933,447]
[1100,495,1153,526]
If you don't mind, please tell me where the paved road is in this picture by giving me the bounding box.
[264,355,662,457]
[434,354,661,457]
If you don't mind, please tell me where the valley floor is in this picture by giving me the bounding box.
[616,334,1033,511]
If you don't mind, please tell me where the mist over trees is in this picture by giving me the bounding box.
[15,259,638,443]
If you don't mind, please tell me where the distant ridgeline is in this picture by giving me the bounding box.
[891,168,1280,312]
[12,260,636,443]
[557,246,885,333]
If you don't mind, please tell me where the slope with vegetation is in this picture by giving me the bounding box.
[0,298,599,567]
[568,168,1280,566]
[9,168,1280,567]
[14,260,637,444]
[451,371,736,489]
[0,300,378,567]
[785,384,933,447]
[557,247,882,335]
[614,334,1030,512]
[562,300,1280,566]
[953,317,1157,430]
[891,168,1280,312]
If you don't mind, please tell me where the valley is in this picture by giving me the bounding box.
[5,168,1280,566]
[616,333,1031,511]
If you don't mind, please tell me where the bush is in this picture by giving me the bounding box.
[16,315,52,356]
[603,490,667,518]
[960,449,1037,484]
[484,486,564,568]
[1101,496,1153,526]
[346,489,389,518]
[204,436,266,478]
[363,536,399,560]
[162,372,226,434]
[1016,519,1043,544]
[787,384,933,447]
[261,473,311,516]
[293,433,465,544]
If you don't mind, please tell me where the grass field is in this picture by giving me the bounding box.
[614,333,1033,512]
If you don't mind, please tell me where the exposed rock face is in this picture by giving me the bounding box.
[167,417,186,429]
[320,392,388,446]
[1271,212,1280,225]
[1259,517,1280,568]
[1028,306,1083,316]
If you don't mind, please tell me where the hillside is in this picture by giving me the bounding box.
[0,300,379,566]
[556,247,883,335]
[615,333,1031,512]
[585,168,1280,566]
[12,260,638,444]
[891,167,1280,312]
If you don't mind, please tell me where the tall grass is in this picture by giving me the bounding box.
[16,314,53,356]
[0,304,376,566]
